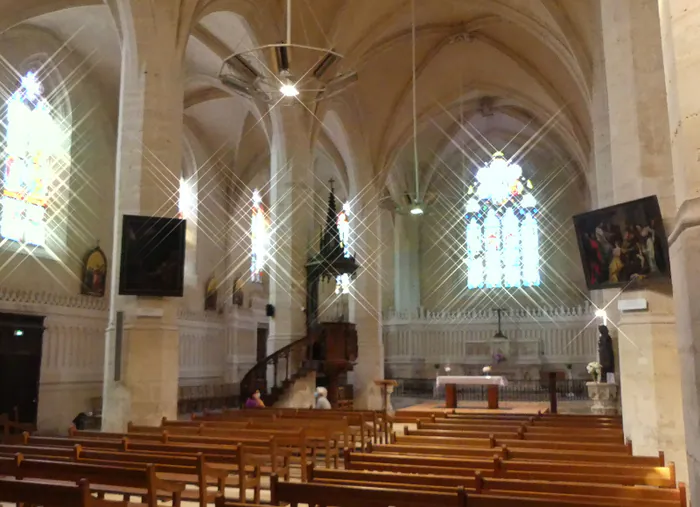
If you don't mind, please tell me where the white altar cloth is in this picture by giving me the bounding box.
[436,375,508,388]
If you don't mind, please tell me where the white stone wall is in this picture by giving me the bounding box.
[384,304,597,379]
[0,287,267,434]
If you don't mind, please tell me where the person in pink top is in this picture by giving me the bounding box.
[245,390,265,408]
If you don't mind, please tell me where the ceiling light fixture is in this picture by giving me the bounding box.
[280,81,299,97]
[409,0,423,218]
[219,0,357,103]
[410,204,424,215]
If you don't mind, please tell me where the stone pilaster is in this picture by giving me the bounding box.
[267,105,314,353]
[658,0,700,500]
[600,0,686,481]
[101,1,188,431]
[393,214,421,313]
[350,194,384,410]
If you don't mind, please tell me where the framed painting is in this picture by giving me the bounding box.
[81,245,107,297]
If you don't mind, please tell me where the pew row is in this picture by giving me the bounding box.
[0,454,185,507]
[345,450,677,488]
[307,464,687,507]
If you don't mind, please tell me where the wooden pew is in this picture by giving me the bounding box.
[70,427,290,479]
[0,477,97,507]
[269,474,654,507]
[8,454,186,507]
[409,426,624,445]
[306,465,686,507]
[8,438,259,506]
[427,419,626,437]
[369,442,663,466]
[345,451,677,488]
[418,420,626,437]
[270,474,468,507]
[397,431,633,454]
[72,446,258,505]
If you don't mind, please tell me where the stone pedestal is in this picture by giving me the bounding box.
[374,379,398,416]
[586,382,618,415]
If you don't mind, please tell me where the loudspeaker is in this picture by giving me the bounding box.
[265,304,275,317]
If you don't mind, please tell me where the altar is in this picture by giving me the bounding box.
[436,375,509,409]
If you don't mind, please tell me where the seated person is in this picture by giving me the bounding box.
[314,387,332,409]
[245,390,265,408]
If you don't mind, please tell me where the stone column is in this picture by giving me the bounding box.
[658,0,700,499]
[101,1,187,431]
[393,214,421,314]
[267,106,314,354]
[350,194,384,410]
[600,0,686,481]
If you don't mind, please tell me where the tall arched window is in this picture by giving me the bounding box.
[1,71,69,247]
[465,152,540,289]
[250,189,269,283]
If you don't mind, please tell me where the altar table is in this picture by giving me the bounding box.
[436,376,509,409]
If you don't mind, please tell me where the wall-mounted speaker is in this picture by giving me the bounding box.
[265,304,275,317]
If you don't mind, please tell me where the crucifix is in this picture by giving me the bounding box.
[493,308,507,339]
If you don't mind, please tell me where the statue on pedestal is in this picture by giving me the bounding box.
[598,325,615,382]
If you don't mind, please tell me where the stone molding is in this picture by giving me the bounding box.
[618,312,676,326]
[0,288,109,314]
[668,196,700,246]
[385,302,594,323]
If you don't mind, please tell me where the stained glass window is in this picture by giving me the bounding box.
[1,71,66,246]
[250,189,268,283]
[465,152,540,289]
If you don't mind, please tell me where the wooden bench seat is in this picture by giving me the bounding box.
[428,419,626,436]
[0,477,104,507]
[1,454,186,507]
[398,431,632,454]
[8,440,259,505]
[269,474,657,507]
[345,451,677,488]
[270,474,468,507]
[73,446,259,505]
[408,427,624,445]
[307,465,686,507]
[369,442,663,466]
[68,428,291,479]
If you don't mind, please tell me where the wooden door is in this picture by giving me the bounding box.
[0,313,44,425]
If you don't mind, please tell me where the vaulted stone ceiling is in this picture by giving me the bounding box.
[7,0,599,200]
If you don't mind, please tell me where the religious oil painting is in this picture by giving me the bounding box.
[81,245,107,297]
[572,196,670,290]
[205,276,218,311]
[232,275,244,307]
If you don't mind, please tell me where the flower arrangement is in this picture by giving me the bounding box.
[493,353,506,364]
[482,366,492,375]
[586,361,602,382]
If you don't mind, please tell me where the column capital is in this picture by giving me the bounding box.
[668,196,700,246]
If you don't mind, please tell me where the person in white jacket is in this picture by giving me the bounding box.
[314,386,332,409]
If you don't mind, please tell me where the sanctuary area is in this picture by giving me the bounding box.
[0,0,698,506]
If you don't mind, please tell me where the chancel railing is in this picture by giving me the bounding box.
[383,303,598,379]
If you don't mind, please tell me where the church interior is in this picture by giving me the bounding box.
[0,0,698,505]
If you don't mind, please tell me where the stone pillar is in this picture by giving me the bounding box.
[393,214,421,313]
[101,1,187,431]
[658,0,700,499]
[350,194,384,410]
[267,106,314,354]
[600,0,686,480]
